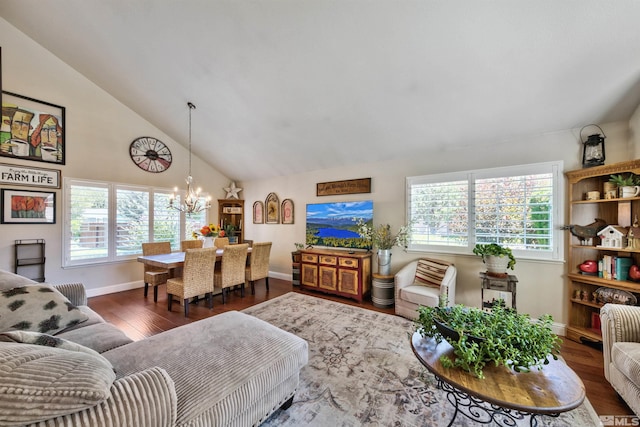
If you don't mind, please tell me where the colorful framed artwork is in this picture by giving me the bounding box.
[253,201,264,224]
[0,163,61,189]
[1,91,66,165]
[1,188,56,224]
[265,192,279,224]
[281,199,294,224]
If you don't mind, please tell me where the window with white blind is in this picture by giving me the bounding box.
[63,178,209,267]
[406,161,564,261]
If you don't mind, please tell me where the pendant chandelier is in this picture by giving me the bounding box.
[168,102,211,215]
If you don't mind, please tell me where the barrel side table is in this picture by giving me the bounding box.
[372,273,395,308]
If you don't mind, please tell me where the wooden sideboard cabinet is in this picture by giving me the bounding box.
[300,249,372,302]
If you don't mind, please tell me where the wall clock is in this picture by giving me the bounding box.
[129,137,172,173]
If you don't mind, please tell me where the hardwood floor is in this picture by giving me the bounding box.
[89,277,633,419]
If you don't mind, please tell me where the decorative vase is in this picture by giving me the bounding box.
[202,236,215,248]
[377,249,392,275]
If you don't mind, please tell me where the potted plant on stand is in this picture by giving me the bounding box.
[355,219,410,275]
[473,243,516,277]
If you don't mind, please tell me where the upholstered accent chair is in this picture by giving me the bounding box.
[215,243,249,303]
[246,242,272,294]
[601,303,640,415]
[180,239,203,251]
[214,237,230,248]
[394,257,456,320]
[167,248,217,316]
[141,241,171,302]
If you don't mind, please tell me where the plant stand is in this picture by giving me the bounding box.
[480,272,517,312]
[371,273,394,308]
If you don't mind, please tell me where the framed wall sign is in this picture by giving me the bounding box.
[265,192,279,224]
[1,91,66,165]
[281,199,294,224]
[1,188,56,224]
[0,163,61,189]
[253,201,264,224]
[317,177,371,196]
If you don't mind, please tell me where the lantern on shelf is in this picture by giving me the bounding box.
[580,124,606,168]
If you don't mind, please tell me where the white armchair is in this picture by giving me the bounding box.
[600,303,640,415]
[394,258,456,320]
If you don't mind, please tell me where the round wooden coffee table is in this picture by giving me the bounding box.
[411,332,585,427]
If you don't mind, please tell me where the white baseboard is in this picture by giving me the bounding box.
[86,280,144,298]
[85,271,288,298]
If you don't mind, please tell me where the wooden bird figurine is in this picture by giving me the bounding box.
[561,218,607,245]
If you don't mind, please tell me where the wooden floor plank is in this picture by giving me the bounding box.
[88,278,633,419]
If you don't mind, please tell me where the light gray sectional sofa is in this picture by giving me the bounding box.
[0,269,308,427]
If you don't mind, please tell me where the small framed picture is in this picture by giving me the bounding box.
[253,201,264,224]
[1,189,56,224]
[281,199,294,224]
[265,192,279,224]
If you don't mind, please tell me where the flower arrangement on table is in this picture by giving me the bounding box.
[192,223,225,240]
[354,218,410,250]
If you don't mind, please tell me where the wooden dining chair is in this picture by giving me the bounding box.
[180,239,203,252]
[214,237,230,248]
[245,242,272,295]
[141,241,172,302]
[166,247,217,316]
[214,243,249,304]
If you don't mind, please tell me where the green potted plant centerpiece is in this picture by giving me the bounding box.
[609,173,640,198]
[415,300,561,379]
[473,243,516,277]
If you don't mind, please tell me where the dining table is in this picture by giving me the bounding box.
[137,247,252,271]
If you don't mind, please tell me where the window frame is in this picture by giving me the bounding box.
[63,177,208,267]
[406,161,565,262]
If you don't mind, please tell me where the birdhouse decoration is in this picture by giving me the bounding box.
[597,225,629,249]
[627,216,640,250]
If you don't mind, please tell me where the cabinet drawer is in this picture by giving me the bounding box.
[302,254,318,263]
[484,281,509,291]
[319,255,337,265]
[339,257,358,268]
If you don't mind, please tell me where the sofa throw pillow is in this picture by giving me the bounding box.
[0,330,112,368]
[0,285,89,334]
[414,259,450,288]
[0,341,115,425]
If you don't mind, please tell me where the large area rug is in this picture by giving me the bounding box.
[242,292,601,426]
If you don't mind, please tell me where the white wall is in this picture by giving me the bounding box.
[2,16,639,328]
[0,18,229,291]
[242,121,636,325]
[630,102,640,159]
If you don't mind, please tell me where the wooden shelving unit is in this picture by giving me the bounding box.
[14,239,46,282]
[565,159,640,344]
[218,199,244,243]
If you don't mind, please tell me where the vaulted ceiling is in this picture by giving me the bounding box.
[2,1,640,181]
